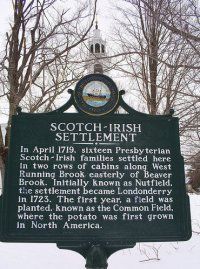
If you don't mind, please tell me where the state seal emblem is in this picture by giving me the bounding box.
[74,74,119,116]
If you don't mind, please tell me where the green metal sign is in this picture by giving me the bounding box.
[0,75,191,266]
[0,111,191,244]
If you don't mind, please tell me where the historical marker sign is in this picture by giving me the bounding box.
[1,110,191,244]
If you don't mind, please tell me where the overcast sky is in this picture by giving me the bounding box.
[0,0,113,38]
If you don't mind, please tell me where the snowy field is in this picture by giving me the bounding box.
[0,195,199,269]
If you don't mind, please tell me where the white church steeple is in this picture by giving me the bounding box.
[87,20,109,74]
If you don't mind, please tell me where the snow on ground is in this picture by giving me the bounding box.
[0,195,199,269]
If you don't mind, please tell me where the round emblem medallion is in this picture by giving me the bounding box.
[74,74,119,116]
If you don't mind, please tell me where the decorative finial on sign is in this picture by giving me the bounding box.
[120,90,126,96]
[67,88,73,95]
[169,108,175,116]
[16,106,22,114]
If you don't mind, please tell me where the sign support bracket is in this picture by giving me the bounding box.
[57,242,136,268]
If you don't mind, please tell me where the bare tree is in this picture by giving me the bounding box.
[139,0,200,68]
[140,0,200,186]
[21,49,86,113]
[186,151,200,193]
[112,0,199,190]
[0,0,97,181]
[113,0,197,115]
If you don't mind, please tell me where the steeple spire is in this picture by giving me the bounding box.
[95,20,98,29]
[95,12,98,29]
[86,18,110,75]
